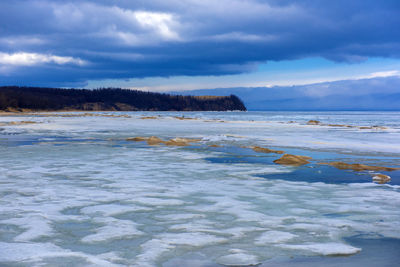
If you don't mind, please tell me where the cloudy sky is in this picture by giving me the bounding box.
[1,0,400,100]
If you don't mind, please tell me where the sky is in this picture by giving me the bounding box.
[0,0,400,108]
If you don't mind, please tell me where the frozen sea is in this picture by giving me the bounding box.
[0,111,400,266]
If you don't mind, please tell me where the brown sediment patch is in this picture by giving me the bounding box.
[126,136,163,146]
[146,136,164,146]
[203,119,225,122]
[178,138,202,142]
[209,144,222,148]
[372,174,391,184]
[105,114,131,118]
[274,154,312,166]
[251,146,284,154]
[4,107,21,113]
[306,120,387,130]
[0,112,22,116]
[126,136,201,146]
[0,112,131,118]
[372,126,387,130]
[163,138,190,146]
[359,125,388,130]
[61,113,131,118]
[7,121,37,125]
[126,137,148,142]
[174,116,197,120]
[141,116,158,119]
[164,137,201,146]
[225,134,245,138]
[318,162,399,172]
[307,120,321,125]
[2,107,34,113]
[1,112,50,117]
[327,124,354,128]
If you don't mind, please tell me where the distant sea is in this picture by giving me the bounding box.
[1,111,399,266]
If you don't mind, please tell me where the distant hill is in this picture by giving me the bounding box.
[172,76,400,111]
[0,86,246,112]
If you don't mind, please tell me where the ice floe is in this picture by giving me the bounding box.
[1,111,400,266]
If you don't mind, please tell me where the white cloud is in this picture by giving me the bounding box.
[0,52,86,66]
[52,2,85,29]
[134,11,180,40]
[98,25,142,46]
[0,36,45,46]
[366,70,400,78]
[89,7,181,45]
[209,32,277,42]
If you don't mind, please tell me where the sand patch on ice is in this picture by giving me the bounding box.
[274,154,312,166]
[319,162,399,172]
[126,136,202,146]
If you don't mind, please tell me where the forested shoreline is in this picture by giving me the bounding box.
[0,86,246,112]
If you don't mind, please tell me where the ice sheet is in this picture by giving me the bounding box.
[1,111,400,266]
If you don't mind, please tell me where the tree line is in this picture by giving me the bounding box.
[0,86,246,111]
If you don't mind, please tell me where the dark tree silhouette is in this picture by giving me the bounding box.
[0,86,246,111]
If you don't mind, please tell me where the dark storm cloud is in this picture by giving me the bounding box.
[0,0,399,86]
